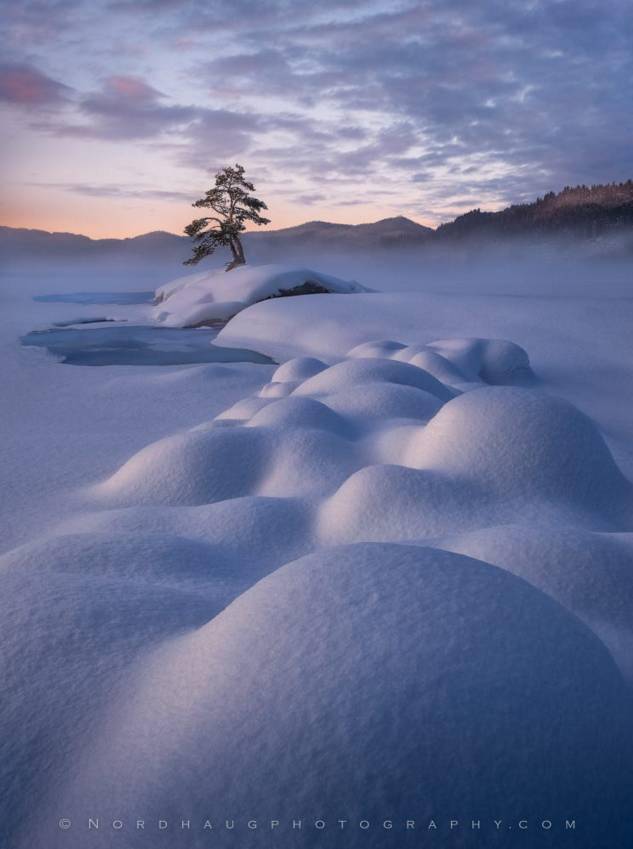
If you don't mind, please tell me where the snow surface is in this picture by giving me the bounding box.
[153,263,367,326]
[217,289,633,475]
[2,260,633,848]
[25,545,632,849]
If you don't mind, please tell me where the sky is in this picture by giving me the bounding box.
[0,0,631,238]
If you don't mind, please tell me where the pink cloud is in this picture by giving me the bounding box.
[104,75,162,101]
[0,63,70,105]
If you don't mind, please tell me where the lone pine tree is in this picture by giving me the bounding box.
[184,164,270,271]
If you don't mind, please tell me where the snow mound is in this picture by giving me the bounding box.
[258,380,296,397]
[58,496,312,583]
[85,341,633,680]
[93,342,632,536]
[214,395,271,420]
[247,395,349,433]
[397,347,468,382]
[44,545,633,849]
[348,336,532,386]
[272,356,328,382]
[257,357,328,400]
[347,338,407,358]
[10,332,633,847]
[258,427,361,498]
[0,531,228,845]
[429,337,532,383]
[153,264,367,327]
[1,531,224,588]
[93,427,271,506]
[323,382,443,423]
[405,387,632,519]
[319,464,485,543]
[292,357,455,401]
[437,525,633,681]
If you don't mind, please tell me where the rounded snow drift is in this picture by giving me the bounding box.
[0,530,224,589]
[407,386,633,519]
[428,337,532,384]
[0,530,226,848]
[247,396,349,434]
[94,426,270,506]
[258,380,296,398]
[257,427,361,497]
[50,544,633,849]
[293,357,454,401]
[215,396,271,420]
[323,382,443,424]
[403,348,467,383]
[272,356,328,383]
[347,339,407,359]
[319,463,485,542]
[439,524,633,681]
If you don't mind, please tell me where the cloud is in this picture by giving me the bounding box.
[3,0,632,224]
[180,108,262,166]
[34,182,194,201]
[52,75,199,139]
[317,1,633,190]
[201,49,292,94]
[291,192,327,205]
[29,72,264,169]
[0,63,71,106]
[2,1,82,45]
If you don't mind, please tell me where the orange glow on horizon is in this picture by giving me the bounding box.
[0,200,437,239]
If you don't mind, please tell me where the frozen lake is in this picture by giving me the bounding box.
[23,290,275,366]
[21,324,275,366]
[33,291,154,305]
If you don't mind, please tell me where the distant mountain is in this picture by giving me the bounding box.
[1,182,632,265]
[0,227,187,261]
[0,217,432,266]
[250,216,433,249]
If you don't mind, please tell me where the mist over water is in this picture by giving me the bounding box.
[2,234,632,305]
[268,239,633,298]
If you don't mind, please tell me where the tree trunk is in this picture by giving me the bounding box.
[225,235,246,272]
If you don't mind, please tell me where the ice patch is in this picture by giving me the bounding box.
[34,291,153,305]
[21,325,274,367]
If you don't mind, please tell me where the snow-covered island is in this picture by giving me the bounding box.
[153,264,368,327]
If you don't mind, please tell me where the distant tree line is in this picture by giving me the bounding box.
[436,180,633,240]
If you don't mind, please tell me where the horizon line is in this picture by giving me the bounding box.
[0,214,437,242]
[3,178,631,241]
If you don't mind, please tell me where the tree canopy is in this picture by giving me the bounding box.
[184,164,270,270]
